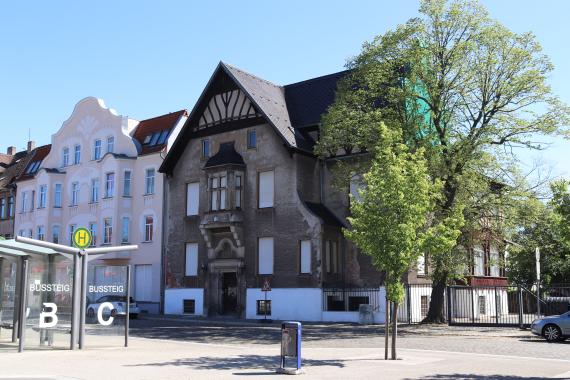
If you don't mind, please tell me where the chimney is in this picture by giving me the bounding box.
[6,146,16,155]
[27,141,36,152]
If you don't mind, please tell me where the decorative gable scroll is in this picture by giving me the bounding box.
[197,89,261,129]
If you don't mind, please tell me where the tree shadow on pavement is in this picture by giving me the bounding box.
[405,375,557,380]
[125,354,345,371]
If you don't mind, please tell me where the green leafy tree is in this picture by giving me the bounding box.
[316,0,569,322]
[345,125,436,359]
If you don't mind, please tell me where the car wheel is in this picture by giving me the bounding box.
[87,308,95,318]
[543,324,563,342]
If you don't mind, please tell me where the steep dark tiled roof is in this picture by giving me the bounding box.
[133,110,188,156]
[204,142,245,169]
[284,71,348,129]
[17,145,51,182]
[0,150,36,188]
[304,201,346,228]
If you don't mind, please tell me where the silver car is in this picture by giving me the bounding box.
[530,311,570,342]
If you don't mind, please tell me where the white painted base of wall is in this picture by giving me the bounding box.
[246,288,323,321]
[164,288,205,316]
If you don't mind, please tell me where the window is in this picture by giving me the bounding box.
[350,175,365,203]
[256,300,271,316]
[93,139,102,160]
[0,198,5,219]
[90,179,99,203]
[183,299,195,314]
[258,170,274,208]
[62,147,69,167]
[348,296,369,311]
[145,169,155,195]
[18,230,24,237]
[71,182,79,206]
[186,182,199,216]
[421,296,429,317]
[21,191,28,213]
[105,173,115,198]
[8,196,14,217]
[247,129,257,149]
[104,218,113,244]
[258,237,274,275]
[68,224,76,246]
[38,185,47,208]
[325,240,339,274]
[144,216,154,242]
[89,222,97,246]
[27,229,32,238]
[52,225,60,244]
[30,190,35,210]
[201,139,210,158]
[417,254,426,276]
[209,175,227,211]
[74,145,81,165]
[37,225,45,241]
[121,217,129,244]
[235,174,242,209]
[123,171,131,197]
[185,243,198,276]
[107,136,114,154]
[54,184,62,208]
[300,240,311,274]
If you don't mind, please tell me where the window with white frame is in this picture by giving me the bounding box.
[52,225,60,244]
[107,136,114,154]
[300,240,311,274]
[21,191,28,213]
[247,129,257,149]
[89,222,97,246]
[71,182,79,206]
[235,173,243,209]
[258,237,274,275]
[37,225,45,241]
[258,170,274,208]
[105,173,115,198]
[54,184,62,208]
[201,139,210,158]
[68,224,76,246]
[90,178,99,203]
[38,185,47,208]
[145,169,155,195]
[121,217,129,244]
[30,190,35,210]
[104,218,113,244]
[209,175,227,211]
[186,182,199,216]
[185,243,198,276]
[62,147,69,167]
[74,144,81,165]
[144,215,153,242]
[8,196,14,217]
[0,198,5,219]
[123,170,131,197]
[93,139,102,160]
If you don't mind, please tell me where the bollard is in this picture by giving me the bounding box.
[277,321,303,375]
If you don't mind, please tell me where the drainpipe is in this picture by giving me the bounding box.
[159,174,169,314]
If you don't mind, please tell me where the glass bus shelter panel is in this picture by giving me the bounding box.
[0,257,18,343]
[86,264,128,348]
[24,254,73,350]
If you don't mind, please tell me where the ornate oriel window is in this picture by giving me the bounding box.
[204,141,246,212]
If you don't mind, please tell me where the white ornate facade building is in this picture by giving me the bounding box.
[13,97,187,313]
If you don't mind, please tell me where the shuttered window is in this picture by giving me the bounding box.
[258,170,274,208]
[186,182,199,216]
[185,243,198,276]
[300,240,311,274]
[258,237,274,274]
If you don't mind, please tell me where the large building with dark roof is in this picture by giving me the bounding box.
[160,62,384,321]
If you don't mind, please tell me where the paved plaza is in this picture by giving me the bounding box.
[1,318,569,379]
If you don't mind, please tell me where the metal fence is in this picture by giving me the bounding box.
[322,288,381,312]
[397,284,440,324]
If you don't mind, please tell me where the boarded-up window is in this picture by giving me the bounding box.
[185,243,198,276]
[300,240,311,274]
[186,182,200,216]
[258,170,274,208]
[258,237,274,274]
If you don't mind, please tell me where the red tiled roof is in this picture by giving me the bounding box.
[133,110,188,156]
[17,144,52,181]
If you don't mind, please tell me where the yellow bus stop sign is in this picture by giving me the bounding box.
[73,227,92,250]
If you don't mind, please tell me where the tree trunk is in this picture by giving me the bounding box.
[384,298,390,360]
[391,302,398,360]
[423,278,447,323]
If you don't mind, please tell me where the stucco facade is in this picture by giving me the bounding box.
[13,97,187,313]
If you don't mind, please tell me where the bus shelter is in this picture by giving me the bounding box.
[0,237,137,352]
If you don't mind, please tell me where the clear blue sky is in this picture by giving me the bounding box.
[1,0,568,177]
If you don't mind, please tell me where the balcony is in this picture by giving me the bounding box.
[467,276,508,287]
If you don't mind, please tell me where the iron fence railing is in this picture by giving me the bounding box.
[322,288,381,312]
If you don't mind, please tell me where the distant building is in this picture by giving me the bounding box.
[14,97,187,313]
